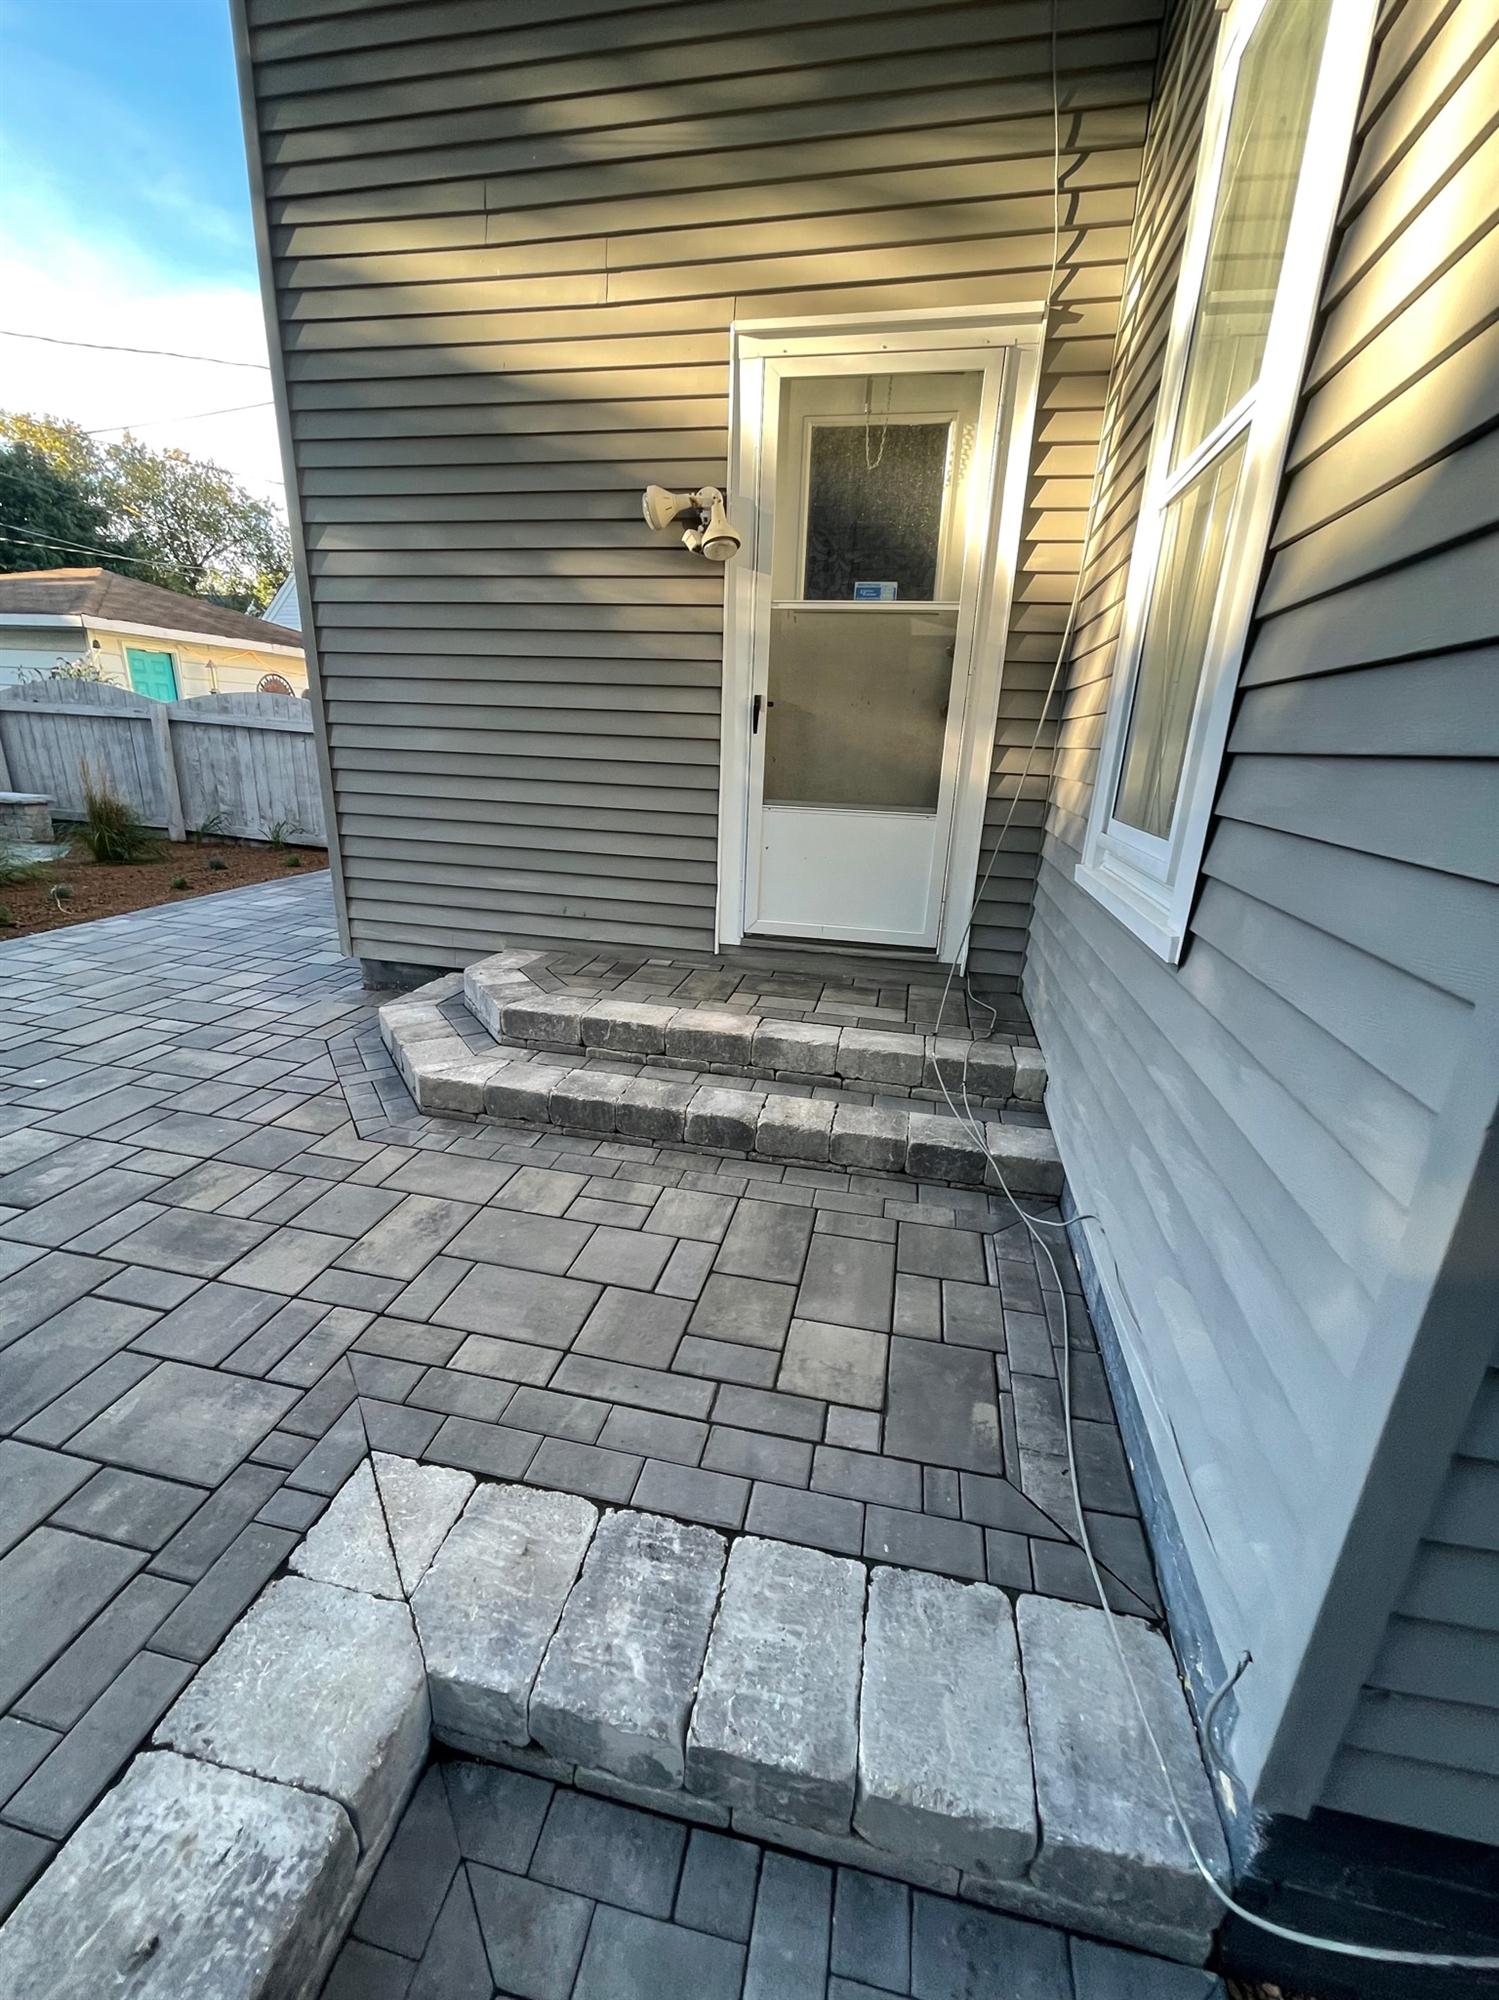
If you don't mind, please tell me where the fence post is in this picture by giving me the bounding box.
[0,714,12,792]
[151,703,186,842]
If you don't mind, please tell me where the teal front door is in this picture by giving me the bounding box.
[125,647,179,700]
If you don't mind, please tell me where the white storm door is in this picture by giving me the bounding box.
[743,353,1004,949]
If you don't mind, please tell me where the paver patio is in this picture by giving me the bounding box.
[0,875,1158,1922]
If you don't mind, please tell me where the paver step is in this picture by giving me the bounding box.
[398,1475,1228,1963]
[0,1456,1230,1993]
[465,949,1045,1103]
[379,965,1060,1194]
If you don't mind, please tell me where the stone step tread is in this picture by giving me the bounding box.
[380,979,1059,1193]
[463,950,1045,1101]
[405,1476,1228,1963]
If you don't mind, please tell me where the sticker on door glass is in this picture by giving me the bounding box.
[853,581,898,601]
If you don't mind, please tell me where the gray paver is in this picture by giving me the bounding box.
[856,1567,1036,1877]
[0,1750,356,2000]
[715,1199,814,1282]
[414,1482,597,1753]
[634,1458,750,1530]
[444,1758,554,1871]
[404,1870,492,2000]
[352,1764,461,1958]
[0,1526,144,1710]
[533,1508,724,1788]
[797,1233,895,1332]
[157,1572,428,1850]
[779,1318,888,1409]
[14,1572,186,1731]
[6,1649,195,1840]
[832,1867,911,1990]
[744,1849,833,2000]
[911,1889,1072,1997]
[469,1865,593,2000]
[531,1788,686,1917]
[689,1535,864,1832]
[69,1359,298,1485]
[746,1480,864,1557]
[690,1272,795,1350]
[883,1337,1001,1474]
[148,1522,299,1662]
[433,1261,600,1345]
[575,1902,745,1999]
[0,1440,94,1555]
[675,1827,760,1942]
[106,1206,272,1278]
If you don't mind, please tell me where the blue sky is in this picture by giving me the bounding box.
[0,0,285,499]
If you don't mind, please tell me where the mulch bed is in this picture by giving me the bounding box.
[0,839,327,940]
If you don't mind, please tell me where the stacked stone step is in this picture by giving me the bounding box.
[411,1482,1229,1964]
[378,969,1059,1194]
[464,952,1045,1105]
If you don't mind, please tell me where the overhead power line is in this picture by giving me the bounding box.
[0,523,159,567]
[0,328,271,370]
[86,399,276,436]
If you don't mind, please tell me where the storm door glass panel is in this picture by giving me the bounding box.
[802,419,952,600]
[760,368,980,816]
[764,608,956,808]
[1173,0,1333,462]
[1113,434,1246,839]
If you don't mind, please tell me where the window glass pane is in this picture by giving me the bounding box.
[764,608,955,809]
[1114,436,1247,839]
[1173,0,1332,463]
[803,416,951,600]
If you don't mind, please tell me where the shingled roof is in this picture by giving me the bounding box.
[0,569,302,647]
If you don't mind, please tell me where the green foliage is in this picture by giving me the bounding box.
[18,652,107,684]
[0,906,14,928]
[283,852,303,868]
[49,883,71,905]
[207,855,228,871]
[0,411,292,610]
[0,431,129,575]
[190,810,229,843]
[75,764,160,865]
[262,817,298,848]
[0,846,42,885]
[170,875,189,891]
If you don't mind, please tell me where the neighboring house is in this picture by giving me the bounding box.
[0,567,307,697]
[262,568,303,631]
[234,0,1497,1985]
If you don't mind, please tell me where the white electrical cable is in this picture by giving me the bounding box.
[922,3,1499,1972]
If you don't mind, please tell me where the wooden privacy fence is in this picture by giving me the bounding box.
[0,683,327,846]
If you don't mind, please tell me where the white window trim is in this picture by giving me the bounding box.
[1077,0,1378,963]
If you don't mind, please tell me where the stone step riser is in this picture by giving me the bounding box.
[465,956,1046,1103]
[380,980,1063,1195]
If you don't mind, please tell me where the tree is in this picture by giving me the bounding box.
[0,410,291,613]
[0,438,125,574]
[103,440,291,611]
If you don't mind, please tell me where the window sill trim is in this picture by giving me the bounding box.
[1073,856,1187,965]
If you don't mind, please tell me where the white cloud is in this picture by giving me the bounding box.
[0,170,287,509]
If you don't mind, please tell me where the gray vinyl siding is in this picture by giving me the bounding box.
[237,0,1163,975]
[1023,0,1499,1840]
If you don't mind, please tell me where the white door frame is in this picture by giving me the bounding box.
[716,305,1045,965]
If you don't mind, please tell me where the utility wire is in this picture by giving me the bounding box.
[0,523,159,567]
[939,2,1499,1973]
[85,400,275,436]
[0,328,271,370]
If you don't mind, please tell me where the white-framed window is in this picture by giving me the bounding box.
[1077,0,1377,962]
